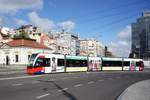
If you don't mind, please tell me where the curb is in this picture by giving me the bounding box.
[0,64,26,70]
[117,79,150,100]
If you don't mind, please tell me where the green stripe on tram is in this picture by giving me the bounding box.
[66,56,87,60]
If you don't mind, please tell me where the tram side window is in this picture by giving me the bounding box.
[35,58,50,67]
[58,59,64,66]
[136,62,140,66]
[81,60,87,67]
[44,58,50,66]
[102,61,122,67]
[66,60,87,67]
[123,61,130,66]
[66,60,73,67]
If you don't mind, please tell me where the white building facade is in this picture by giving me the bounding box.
[79,39,105,57]
[0,39,52,65]
[56,31,79,55]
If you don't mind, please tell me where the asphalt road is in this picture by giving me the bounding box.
[0,71,150,100]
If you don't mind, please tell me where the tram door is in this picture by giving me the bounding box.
[130,61,136,71]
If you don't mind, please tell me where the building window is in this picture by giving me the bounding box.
[38,33,41,36]
[58,46,61,50]
[15,55,19,62]
[28,55,31,60]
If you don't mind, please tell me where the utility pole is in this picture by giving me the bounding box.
[105,46,107,57]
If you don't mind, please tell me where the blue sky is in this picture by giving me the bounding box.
[0,0,150,57]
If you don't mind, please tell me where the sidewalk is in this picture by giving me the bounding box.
[0,64,26,71]
[117,79,150,100]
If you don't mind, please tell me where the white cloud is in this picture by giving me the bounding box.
[0,17,4,25]
[108,25,131,57]
[109,41,130,57]
[0,17,7,26]
[16,19,28,26]
[0,0,43,13]
[27,12,75,32]
[58,21,75,31]
[109,42,118,48]
[118,40,128,46]
[28,12,55,31]
[118,25,131,41]
[14,12,76,32]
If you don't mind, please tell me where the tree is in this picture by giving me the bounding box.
[13,28,31,40]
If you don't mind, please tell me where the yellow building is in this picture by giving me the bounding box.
[79,39,104,57]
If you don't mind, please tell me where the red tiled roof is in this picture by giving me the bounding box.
[7,39,51,49]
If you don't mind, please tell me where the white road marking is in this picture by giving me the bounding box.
[74,84,83,87]
[0,75,44,81]
[88,81,94,84]
[58,88,68,92]
[61,77,68,80]
[31,81,40,84]
[108,78,113,80]
[117,77,121,79]
[73,77,78,79]
[98,79,104,82]
[12,83,23,86]
[58,89,62,92]
[49,79,57,81]
[62,88,68,90]
[36,93,50,99]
